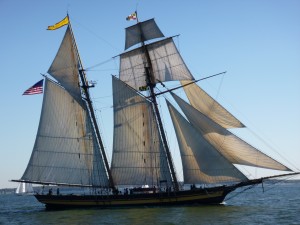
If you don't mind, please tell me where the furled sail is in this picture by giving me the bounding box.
[167,100,247,184]
[125,19,164,50]
[111,76,172,186]
[181,81,245,128]
[120,38,194,91]
[171,92,291,171]
[21,79,109,187]
[47,26,82,105]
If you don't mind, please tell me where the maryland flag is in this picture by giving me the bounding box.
[126,12,137,21]
[47,16,69,30]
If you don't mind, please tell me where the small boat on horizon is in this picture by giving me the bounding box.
[15,182,34,196]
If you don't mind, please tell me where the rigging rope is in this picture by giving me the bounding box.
[84,58,115,71]
[246,127,300,171]
[70,17,121,53]
[226,174,298,202]
[225,184,259,201]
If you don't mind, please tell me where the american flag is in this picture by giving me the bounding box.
[23,79,44,95]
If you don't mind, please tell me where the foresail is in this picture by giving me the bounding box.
[111,76,172,186]
[47,26,82,105]
[125,19,164,50]
[181,81,244,128]
[21,79,109,187]
[120,38,194,91]
[171,93,291,172]
[167,100,247,184]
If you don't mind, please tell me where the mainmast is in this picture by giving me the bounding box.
[68,18,115,189]
[136,15,179,191]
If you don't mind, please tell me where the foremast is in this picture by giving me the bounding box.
[68,17,114,189]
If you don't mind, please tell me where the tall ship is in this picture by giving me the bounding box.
[13,14,298,209]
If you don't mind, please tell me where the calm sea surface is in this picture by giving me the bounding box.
[1,181,299,225]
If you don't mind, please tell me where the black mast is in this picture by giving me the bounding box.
[135,13,179,191]
[68,16,115,189]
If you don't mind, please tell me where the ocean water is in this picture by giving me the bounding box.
[0,181,299,225]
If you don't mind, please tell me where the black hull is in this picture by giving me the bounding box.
[33,173,300,209]
[35,186,235,209]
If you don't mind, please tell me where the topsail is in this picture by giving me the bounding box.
[120,20,194,91]
[125,19,164,50]
[48,27,82,105]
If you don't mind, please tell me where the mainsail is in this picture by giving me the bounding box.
[21,79,109,187]
[171,92,291,172]
[111,76,172,186]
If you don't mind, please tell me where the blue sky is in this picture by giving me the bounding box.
[0,0,299,189]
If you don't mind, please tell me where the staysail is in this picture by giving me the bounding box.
[171,92,291,171]
[111,76,172,186]
[181,81,245,128]
[167,100,248,184]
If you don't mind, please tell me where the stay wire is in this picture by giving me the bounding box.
[84,58,115,71]
[246,127,300,171]
[71,16,121,53]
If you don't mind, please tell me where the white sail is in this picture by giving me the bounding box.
[181,81,245,128]
[167,100,247,184]
[15,182,34,195]
[120,38,194,91]
[111,76,172,186]
[171,92,291,171]
[47,26,82,105]
[21,79,109,187]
